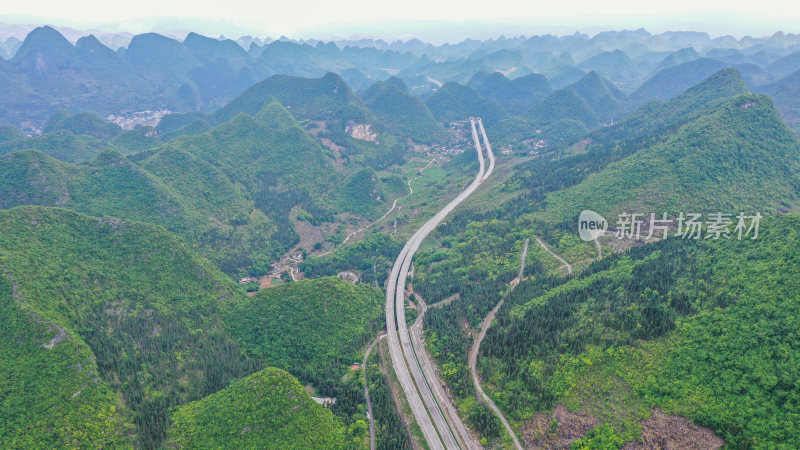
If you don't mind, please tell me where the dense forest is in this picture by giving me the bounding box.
[167,368,348,448]
[0,207,388,448]
[4,21,800,449]
[481,214,800,447]
[404,68,800,446]
[0,206,257,447]
[225,277,385,438]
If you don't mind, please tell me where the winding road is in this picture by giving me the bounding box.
[385,118,493,449]
[468,239,527,450]
[536,236,573,275]
[363,332,385,450]
[318,157,436,257]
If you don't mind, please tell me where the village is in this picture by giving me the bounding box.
[238,121,476,296]
[238,251,305,295]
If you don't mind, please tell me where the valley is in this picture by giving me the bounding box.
[2,19,800,450]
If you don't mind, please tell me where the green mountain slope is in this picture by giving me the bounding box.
[226,277,383,374]
[212,72,362,124]
[0,206,258,448]
[496,69,751,196]
[155,111,209,139]
[467,71,552,115]
[224,277,384,444]
[0,96,397,275]
[525,88,599,129]
[0,150,190,228]
[542,92,800,222]
[587,68,751,150]
[166,367,347,449]
[109,126,160,153]
[211,73,402,169]
[761,69,800,135]
[0,272,133,448]
[565,71,626,123]
[0,149,277,274]
[0,131,110,164]
[43,109,122,139]
[425,82,508,126]
[630,58,728,103]
[361,77,445,144]
[165,112,339,247]
[139,147,277,272]
[483,214,800,448]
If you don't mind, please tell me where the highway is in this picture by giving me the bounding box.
[476,118,495,180]
[408,290,477,449]
[385,117,493,449]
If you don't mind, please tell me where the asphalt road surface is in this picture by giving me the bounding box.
[385,117,493,449]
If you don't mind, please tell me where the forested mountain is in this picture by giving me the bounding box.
[226,277,384,435]
[210,72,405,168]
[565,71,626,123]
[425,82,508,126]
[525,88,599,128]
[481,214,800,448]
[0,206,258,447]
[0,206,386,448]
[43,109,123,139]
[542,91,800,222]
[0,149,278,274]
[360,77,446,143]
[167,368,348,448]
[227,278,383,375]
[467,71,553,115]
[0,129,111,163]
[0,81,407,274]
[760,69,800,134]
[630,57,729,102]
[211,72,363,124]
[5,21,800,450]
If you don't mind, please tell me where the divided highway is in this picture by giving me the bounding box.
[385,118,494,449]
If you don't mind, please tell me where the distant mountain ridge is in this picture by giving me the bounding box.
[3,25,800,132]
[543,69,800,221]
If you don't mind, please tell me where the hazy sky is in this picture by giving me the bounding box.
[2,0,799,42]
